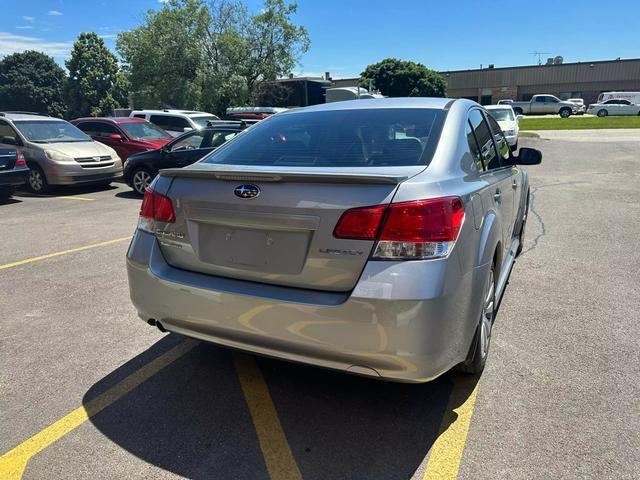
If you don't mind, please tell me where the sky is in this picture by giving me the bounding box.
[1,0,639,77]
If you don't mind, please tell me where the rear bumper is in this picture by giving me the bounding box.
[127,230,486,382]
[0,168,29,187]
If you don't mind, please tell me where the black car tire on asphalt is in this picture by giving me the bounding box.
[131,167,154,196]
[559,108,571,118]
[458,261,496,375]
[26,163,49,194]
[597,109,608,117]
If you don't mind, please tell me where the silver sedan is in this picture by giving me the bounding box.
[126,97,542,382]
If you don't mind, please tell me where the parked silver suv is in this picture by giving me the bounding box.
[127,98,542,382]
[0,112,123,193]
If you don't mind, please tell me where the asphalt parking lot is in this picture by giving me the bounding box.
[1,135,639,480]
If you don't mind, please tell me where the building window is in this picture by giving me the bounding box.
[480,95,492,105]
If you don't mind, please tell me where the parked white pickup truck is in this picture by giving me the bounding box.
[511,95,578,118]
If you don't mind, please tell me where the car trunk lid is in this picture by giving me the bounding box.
[157,165,421,291]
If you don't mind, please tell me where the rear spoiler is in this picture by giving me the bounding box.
[159,167,410,185]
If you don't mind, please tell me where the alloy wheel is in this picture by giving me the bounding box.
[132,170,152,195]
[29,170,44,192]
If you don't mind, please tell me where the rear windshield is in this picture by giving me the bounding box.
[201,108,446,167]
[487,108,514,122]
[14,120,90,143]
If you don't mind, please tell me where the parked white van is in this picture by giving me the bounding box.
[597,92,640,105]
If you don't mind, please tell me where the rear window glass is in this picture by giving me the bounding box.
[201,108,446,167]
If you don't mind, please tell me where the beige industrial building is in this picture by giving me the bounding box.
[332,58,640,105]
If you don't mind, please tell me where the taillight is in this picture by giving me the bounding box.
[138,188,175,232]
[333,197,465,260]
[15,148,26,166]
[333,204,386,240]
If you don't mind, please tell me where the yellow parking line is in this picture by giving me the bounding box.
[423,375,480,479]
[56,195,95,201]
[234,354,303,480]
[0,339,198,480]
[0,237,131,271]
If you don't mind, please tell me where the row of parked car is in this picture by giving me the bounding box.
[495,91,640,117]
[0,108,278,200]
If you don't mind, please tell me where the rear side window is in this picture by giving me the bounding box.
[202,108,446,167]
[133,114,145,119]
[466,121,484,172]
[77,122,119,137]
[468,109,501,171]
[150,115,190,132]
[485,115,510,162]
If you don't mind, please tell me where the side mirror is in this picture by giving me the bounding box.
[1,136,19,146]
[516,115,523,121]
[515,147,542,165]
[108,133,123,141]
[183,127,193,133]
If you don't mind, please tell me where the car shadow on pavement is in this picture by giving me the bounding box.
[16,183,118,197]
[83,334,478,480]
[115,190,143,200]
[0,197,21,206]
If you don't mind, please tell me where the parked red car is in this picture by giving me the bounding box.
[71,117,173,163]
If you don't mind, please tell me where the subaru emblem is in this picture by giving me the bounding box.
[234,184,260,199]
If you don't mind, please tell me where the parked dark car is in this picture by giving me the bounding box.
[71,117,173,164]
[124,124,245,195]
[0,145,29,200]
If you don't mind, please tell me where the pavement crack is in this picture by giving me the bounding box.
[521,180,591,255]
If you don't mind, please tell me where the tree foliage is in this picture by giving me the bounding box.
[0,51,66,117]
[360,58,447,98]
[64,32,126,118]
[116,0,309,115]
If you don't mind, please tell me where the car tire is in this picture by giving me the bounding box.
[131,167,154,196]
[597,109,608,117]
[26,163,49,194]
[559,108,571,118]
[513,108,523,116]
[515,191,529,257]
[458,262,496,375]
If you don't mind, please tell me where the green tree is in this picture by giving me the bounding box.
[360,58,447,98]
[117,0,206,110]
[116,0,309,115]
[0,51,66,117]
[64,32,125,118]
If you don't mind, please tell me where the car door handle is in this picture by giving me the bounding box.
[512,179,518,189]
[494,189,502,203]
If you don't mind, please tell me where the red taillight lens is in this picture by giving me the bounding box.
[140,188,175,223]
[333,204,387,240]
[333,197,465,260]
[15,148,26,166]
[379,197,464,242]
